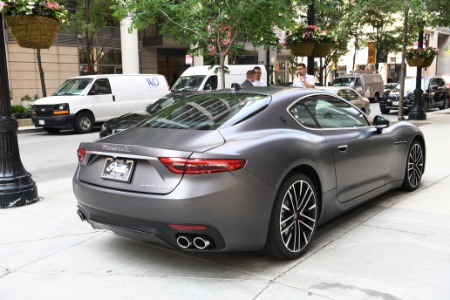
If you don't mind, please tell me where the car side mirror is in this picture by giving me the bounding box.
[373,115,390,133]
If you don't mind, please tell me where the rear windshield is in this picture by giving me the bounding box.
[139,93,270,130]
[53,78,93,96]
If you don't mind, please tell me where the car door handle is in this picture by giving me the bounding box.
[337,145,348,153]
[112,95,115,102]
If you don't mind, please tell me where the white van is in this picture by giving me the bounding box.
[331,73,384,102]
[171,65,267,91]
[32,74,169,133]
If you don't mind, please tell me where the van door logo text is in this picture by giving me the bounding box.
[146,77,160,87]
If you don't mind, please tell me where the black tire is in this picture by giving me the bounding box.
[373,93,380,103]
[264,173,319,259]
[401,140,424,191]
[440,97,449,110]
[75,112,94,133]
[43,127,61,134]
[380,107,390,114]
[422,100,429,111]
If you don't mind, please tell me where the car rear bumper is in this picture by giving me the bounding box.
[73,169,277,252]
[32,114,76,129]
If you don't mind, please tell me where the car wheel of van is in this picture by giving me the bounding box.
[43,127,61,134]
[75,112,94,133]
[401,140,424,191]
[373,93,380,103]
[380,107,390,114]
[440,97,449,110]
[264,173,319,259]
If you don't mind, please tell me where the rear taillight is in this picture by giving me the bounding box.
[77,148,86,163]
[159,158,246,174]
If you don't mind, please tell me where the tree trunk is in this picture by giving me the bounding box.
[220,54,226,89]
[37,49,47,97]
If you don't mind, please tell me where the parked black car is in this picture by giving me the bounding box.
[99,92,201,138]
[379,76,449,114]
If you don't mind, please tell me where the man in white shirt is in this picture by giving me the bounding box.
[252,66,267,86]
[292,63,315,88]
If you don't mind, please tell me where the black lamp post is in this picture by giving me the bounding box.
[0,14,39,208]
[408,28,426,120]
[306,2,315,75]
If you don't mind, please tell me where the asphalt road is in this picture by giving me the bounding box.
[17,128,100,183]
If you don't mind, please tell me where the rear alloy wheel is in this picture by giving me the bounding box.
[401,140,424,191]
[75,112,94,133]
[265,173,318,259]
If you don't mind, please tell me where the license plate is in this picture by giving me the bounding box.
[39,120,45,125]
[101,157,135,182]
[392,101,399,106]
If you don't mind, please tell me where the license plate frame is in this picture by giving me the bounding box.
[101,157,135,183]
[392,101,399,106]
[38,120,45,125]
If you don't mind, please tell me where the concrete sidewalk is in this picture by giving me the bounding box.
[2,110,450,300]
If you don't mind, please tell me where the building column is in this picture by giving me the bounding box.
[120,17,139,74]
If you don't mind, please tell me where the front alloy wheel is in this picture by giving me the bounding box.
[401,140,424,191]
[265,173,318,259]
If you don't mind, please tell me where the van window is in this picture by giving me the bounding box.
[204,75,218,90]
[53,78,93,96]
[332,77,355,87]
[355,78,362,87]
[89,79,112,95]
[172,75,206,91]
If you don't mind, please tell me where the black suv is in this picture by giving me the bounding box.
[379,76,449,114]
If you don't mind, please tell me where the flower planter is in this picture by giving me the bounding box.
[289,43,314,57]
[406,57,435,68]
[4,15,60,49]
[312,43,332,57]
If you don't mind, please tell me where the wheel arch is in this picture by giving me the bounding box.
[282,165,323,217]
[75,109,95,122]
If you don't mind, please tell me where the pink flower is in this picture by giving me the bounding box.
[46,2,54,9]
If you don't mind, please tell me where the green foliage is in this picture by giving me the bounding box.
[10,105,33,119]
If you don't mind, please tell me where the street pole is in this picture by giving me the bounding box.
[0,14,39,208]
[408,28,426,120]
[307,2,315,76]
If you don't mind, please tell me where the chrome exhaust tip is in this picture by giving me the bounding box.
[77,209,86,222]
[193,236,211,250]
[176,236,192,249]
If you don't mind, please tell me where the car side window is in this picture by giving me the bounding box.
[291,95,369,129]
[89,79,112,95]
[346,90,359,101]
[337,90,347,100]
[355,78,362,87]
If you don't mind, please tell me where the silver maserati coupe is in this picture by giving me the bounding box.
[73,86,425,259]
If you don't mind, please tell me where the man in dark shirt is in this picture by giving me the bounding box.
[241,70,256,87]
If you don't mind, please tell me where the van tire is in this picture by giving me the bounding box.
[43,127,61,134]
[75,112,94,133]
[373,93,380,103]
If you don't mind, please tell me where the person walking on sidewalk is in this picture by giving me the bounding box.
[293,63,315,88]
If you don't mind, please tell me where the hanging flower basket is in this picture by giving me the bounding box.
[4,16,60,49]
[406,57,435,68]
[289,43,314,57]
[312,43,332,57]
[422,57,434,68]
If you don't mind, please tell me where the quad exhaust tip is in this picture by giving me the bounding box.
[176,235,212,250]
[176,236,192,249]
[193,236,211,250]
